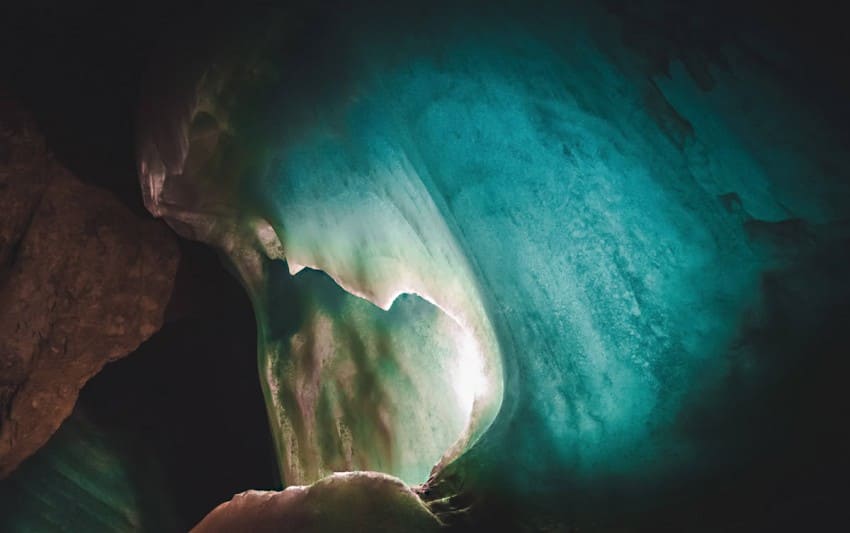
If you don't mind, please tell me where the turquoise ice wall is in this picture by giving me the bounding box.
[135,2,850,528]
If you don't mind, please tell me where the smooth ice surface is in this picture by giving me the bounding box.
[138,2,850,523]
[260,266,483,485]
[0,411,177,532]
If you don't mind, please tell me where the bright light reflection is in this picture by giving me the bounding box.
[454,332,488,420]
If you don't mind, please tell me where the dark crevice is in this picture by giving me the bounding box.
[77,240,279,530]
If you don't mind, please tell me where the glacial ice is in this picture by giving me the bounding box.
[136,2,850,526]
[259,265,486,485]
[0,411,178,532]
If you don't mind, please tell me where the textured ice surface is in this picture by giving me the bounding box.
[138,2,850,524]
[260,266,483,484]
[0,411,177,532]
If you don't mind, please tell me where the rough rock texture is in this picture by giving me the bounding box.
[192,472,443,533]
[0,94,179,477]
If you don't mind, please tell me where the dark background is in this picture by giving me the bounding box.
[1,1,848,530]
[1,3,282,528]
[1,1,848,214]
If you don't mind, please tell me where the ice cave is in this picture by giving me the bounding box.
[1,2,848,532]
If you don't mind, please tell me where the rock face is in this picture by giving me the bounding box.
[192,472,443,533]
[0,94,179,477]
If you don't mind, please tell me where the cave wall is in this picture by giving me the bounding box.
[0,95,179,477]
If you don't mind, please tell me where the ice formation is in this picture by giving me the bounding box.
[135,2,850,528]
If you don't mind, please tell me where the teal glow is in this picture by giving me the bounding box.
[136,3,850,525]
[0,411,177,532]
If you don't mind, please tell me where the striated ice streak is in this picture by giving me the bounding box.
[138,4,850,524]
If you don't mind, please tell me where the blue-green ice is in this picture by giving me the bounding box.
[139,1,850,527]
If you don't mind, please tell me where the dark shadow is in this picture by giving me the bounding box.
[78,240,279,530]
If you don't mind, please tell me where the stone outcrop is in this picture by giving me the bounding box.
[0,94,179,477]
[192,472,443,533]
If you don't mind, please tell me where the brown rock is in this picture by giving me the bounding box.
[192,472,443,533]
[0,94,179,477]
